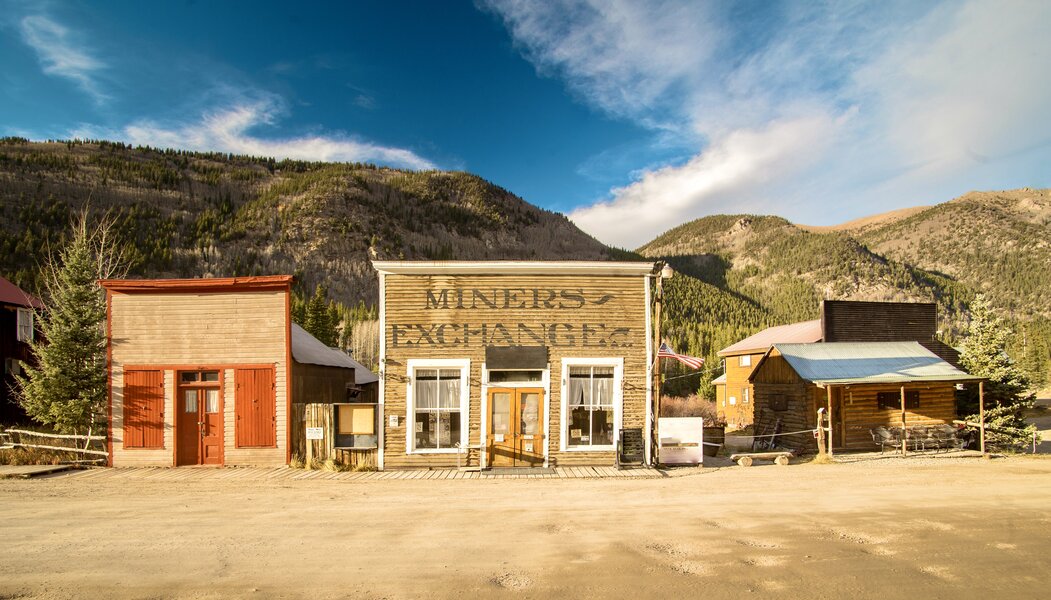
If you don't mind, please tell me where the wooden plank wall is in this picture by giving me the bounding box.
[382,273,648,469]
[717,351,762,427]
[822,301,935,343]
[289,403,378,469]
[835,383,957,450]
[110,291,287,467]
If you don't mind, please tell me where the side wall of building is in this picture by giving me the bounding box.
[716,351,762,428]
[110,290,288,467]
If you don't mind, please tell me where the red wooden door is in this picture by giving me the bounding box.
[177,386,223,465]
[235,368,276,447]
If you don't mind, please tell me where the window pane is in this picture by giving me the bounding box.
[205,389,219,413]
[592,366,614,378]
[521,392,539,436]
[416,411,437,449]
[180,372,199,383]
[569,366,591,377]
[567,376,588,407]
[416,369,438,380]
[592,377,613,408]
[569,406,590,446]
[201,371,220,382]
[590,408,613,446]
[438,378,460,409]
[184,390,197,413]
[439,411,454,446]
[416,379,438,409]
[438,369,461,379]
[492,392,511,435]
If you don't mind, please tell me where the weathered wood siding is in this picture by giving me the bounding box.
[716,351,762,427]
[822,301,935,343]
[110,291,288,467]
[382,273,648,469]
[834,383,957,450]
[750,353,814,452]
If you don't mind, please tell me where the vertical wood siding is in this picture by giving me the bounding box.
[382,273,648,469]
[110,290,287,467]
[235,367,276,447]
[122,369,164,448]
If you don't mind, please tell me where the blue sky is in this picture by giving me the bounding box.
[3,0,1050,248]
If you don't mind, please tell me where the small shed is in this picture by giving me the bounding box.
[749,341,979,453]
[289,323,379,468]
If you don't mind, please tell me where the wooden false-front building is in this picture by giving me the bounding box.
[749,341,979,453]
[375,261,656,470]
[103,276,295,467]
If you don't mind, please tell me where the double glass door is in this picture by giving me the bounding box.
[487,388,544,467]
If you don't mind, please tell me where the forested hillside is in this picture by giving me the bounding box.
[0,137,611,303]
[639,192,1051,394]
[1,139,1046,394]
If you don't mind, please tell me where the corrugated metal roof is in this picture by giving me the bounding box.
[719,319,822,356]
[0,276,43,309]
[291,324,378,384]
[772,341,980,385]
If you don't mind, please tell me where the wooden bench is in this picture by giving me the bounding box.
[728,451,794,467]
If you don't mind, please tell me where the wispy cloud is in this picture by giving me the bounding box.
[19,14,108,103]
[485,0,1051,248]
[74,95,436,170]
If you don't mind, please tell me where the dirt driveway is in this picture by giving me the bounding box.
[2,457,1050,599]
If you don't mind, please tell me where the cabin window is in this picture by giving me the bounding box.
[729,396,737,406]
[16,308,33,343]
[742,388,749,404]
[562,358,622,451]
[739,355,751,367]
[877,391,920,410]
[334,402,378,449]
[408,360,469,452]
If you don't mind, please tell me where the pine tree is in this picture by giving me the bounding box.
[959,295,1038,450]
[15,212,127,445]
[304,284,338,347]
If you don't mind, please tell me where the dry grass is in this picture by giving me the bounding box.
[660,394,726,426]
[0,447,73,465]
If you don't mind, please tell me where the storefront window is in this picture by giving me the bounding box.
[413,368,462,450]
[567,366,614,448]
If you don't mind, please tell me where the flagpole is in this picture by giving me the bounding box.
[652,262,673,467]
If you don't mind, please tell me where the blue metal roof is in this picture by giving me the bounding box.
[772,341,979,385]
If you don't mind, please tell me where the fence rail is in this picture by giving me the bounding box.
[2,428,107,458]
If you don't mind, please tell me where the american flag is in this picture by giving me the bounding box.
[657,343,704,370]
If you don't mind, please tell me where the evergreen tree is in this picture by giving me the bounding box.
[304,284,338,347]
[15,213,127,444]
[958,295,1038,450]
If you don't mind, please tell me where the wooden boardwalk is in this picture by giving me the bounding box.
[47,465,673,483]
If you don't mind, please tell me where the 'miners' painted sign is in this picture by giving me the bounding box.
[389,287,634,348]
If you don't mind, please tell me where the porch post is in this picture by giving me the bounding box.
[826,385,834,457]
[900,385,907,457]
[979,380,986,454]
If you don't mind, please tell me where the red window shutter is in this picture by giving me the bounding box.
[235,367,276,447]
[124,370,164,448]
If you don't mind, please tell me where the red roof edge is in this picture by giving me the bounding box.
[0,276,44,309]
[99,275,295,293]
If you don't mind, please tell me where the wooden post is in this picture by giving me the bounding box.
[652,268,664,465]
[826,386,834,457]
[816,407,826,457]
[979,380,986,454]
[900,385,907,457]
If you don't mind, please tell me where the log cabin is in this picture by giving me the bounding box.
[748,341,979,453]
[374,261,657,470]
[715,300,962,428]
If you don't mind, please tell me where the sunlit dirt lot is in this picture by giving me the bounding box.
[2,456,1050,599]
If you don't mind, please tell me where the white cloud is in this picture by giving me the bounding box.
[486,0,1051,247]
[75,97,436,170]
[570,115,840,248]
[19,14,108,103]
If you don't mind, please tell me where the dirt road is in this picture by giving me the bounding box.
[2,457,1050,599]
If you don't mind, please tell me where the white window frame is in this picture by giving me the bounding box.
[739,354,751,367]
[405,358,470,454]
[16,308,34,343]
[560,357,623,452]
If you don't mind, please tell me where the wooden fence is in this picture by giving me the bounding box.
[1,428,107,462]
